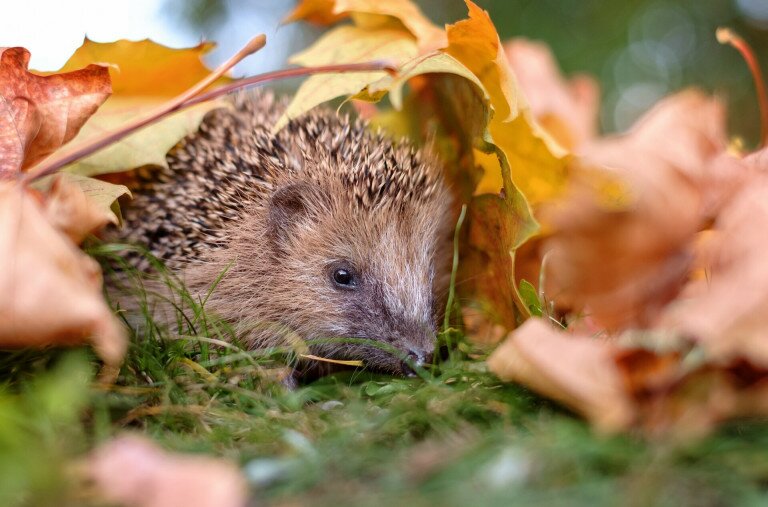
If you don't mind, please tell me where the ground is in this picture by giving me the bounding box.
[1,245,768,507]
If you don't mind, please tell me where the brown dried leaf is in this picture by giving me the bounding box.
[0,47,111,176]
[504,38,599,151]
[660,174,768,367]
[0,182,125,364]
[43,173,129,243]
[87,435,248,507]
[541,91,732,330]
[463,191,533,330]
[488,318,633,431]
[614,346,768,438]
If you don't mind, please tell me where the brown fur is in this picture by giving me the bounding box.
[115,91,453,375]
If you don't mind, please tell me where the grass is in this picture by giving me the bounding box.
[1,244,768,506]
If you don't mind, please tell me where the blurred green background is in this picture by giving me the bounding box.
[168,0,768,146]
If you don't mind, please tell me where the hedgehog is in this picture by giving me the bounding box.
[115,91,453,376]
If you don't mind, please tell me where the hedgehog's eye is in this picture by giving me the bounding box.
[333,268,355,287]
[328,262,358,290]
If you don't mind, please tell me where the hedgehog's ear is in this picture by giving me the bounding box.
[268,182,329,247]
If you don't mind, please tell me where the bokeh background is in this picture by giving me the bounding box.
[3,0,767,145]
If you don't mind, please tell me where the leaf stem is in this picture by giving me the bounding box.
[443,204,467,332]
[172,34,266,110]
[717,27,768,147]
[183,61,397,108]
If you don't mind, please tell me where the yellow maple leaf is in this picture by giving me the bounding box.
[444,2,569,205]
[287,0,446,51]
[274,25,418,131]
[49,38,230,176]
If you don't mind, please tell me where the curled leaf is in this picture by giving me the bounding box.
[0,182,125,364]
[0,47,110,177]
[43,173,130,243]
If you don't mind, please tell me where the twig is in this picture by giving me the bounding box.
[717,27,768,147]
[24,34,267,183]
[24,45,396,182]
[183,61,397,108]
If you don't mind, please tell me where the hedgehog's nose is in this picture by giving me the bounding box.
[401,349,432,377]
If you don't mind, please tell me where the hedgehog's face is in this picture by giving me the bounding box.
[266,179,451,375]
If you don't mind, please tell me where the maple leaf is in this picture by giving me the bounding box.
[286,0,447,52]
[273,25,419,132]
[48,39,230,176]
[541,91,732,330]
[0,182,125,364]
[504,38,600,151]
[41,173,130,243]
[0,47,111,177]
[488,318,633,432]
[444,3,569,206]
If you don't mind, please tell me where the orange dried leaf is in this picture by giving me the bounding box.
[0,47,110,176]
[542,91,732,330]
[446,2,569,206]
[43,173,130,243]
[504,38,599,151]
[488,318,634,431]
[87,435,248,507]
[56,38,226,96]
[0,183,125,364]
[285,0,348,25]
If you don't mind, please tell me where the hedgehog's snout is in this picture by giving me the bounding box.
[401,349,433,377]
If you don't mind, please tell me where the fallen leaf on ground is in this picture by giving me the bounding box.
[0,46,110,177]
[86,434,248,507]
[0,182,125,364]
[659,173,768,368]
[488,318,633,431]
